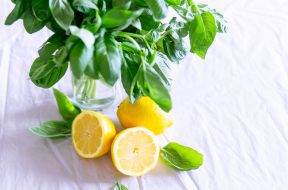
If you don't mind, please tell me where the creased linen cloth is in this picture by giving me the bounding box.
[1,0,288,189]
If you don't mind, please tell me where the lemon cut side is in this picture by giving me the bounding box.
[72,110,116,158]
[111,127,159,176]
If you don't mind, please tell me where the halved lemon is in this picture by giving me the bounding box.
[111,127,159,176]
[72,110,116,158]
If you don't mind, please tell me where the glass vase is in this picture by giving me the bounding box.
[72,74,116,111]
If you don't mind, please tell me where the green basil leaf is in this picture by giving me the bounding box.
[46,19,66,34]
[163,30,189,62]
[70,40,94,79]
[189,11,216,59]
[153,53,172,88]
[49,0,74,31]
[144,0,168,21]
[5,0,26,25]
[81,11,101,34]
[72,0,98,13]
[138,65,171,112]
[160,142,203,171]
[198,4,227,33]
[53,88,81,121]
[132,0,147,7]
[39,34,65,61]
[29,121,71,138]
[139,13,160,31]
[121,42,140,53]
[102,8,143,30]
[94,33,121,86]
[23,1,46,34]
[121,52,141,101]
[69,25,95,48]
[31,0,51,21]
[84,60,99,79]
[53,46,69,65]
[172,4,195,20]
[112,0,131,9]
[165,0,181,6]
[114,181,128,190]
[29,58,68,88]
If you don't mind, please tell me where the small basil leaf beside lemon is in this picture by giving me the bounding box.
[29,121,71,138]
[160,142,203,171]
[114,181,128,190]
[53,88,81,121]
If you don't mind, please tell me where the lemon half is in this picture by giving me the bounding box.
[111,127,159,176]
[72,110,116,158]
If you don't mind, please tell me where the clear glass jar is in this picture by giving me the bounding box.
[72,74,116,111]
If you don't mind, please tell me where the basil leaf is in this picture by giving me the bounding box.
[70,40,94,79]
[161,142,203,171]
[163,30,189,62]
[95,33,121,86]
[23,1,46,34]
[144,0,168,21]
[69,26,95,48]
[172,4,195,20]
[81,11,102,34]
[102,8,143,30]
[198,4,227,33]
[165,0,181,6]
[31,0,51,21]
[189,11,216,59]
[49,0,74,31]
[114,181,128,190]
[72,0,97,13]
[138,65,171,112]
[112,0,131,9]
[84,60,99,79]
[39,34,65,61]
[121,52,141,101]
[53,88,81,121]
[46,19,66,34]
[139,14,160,31]
[29,58,68,88]
[29,121,71,138]
[153,53,172,89]
[53,46,69,65]
[5,0,26,25]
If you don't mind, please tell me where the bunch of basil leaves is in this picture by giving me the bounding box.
[5,0,227,112]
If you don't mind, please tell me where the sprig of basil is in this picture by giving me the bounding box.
[29,121,71,139]
[114,181,128,190]
[161,142,203,171]
[30,89,81,138]
[189,11,217,59]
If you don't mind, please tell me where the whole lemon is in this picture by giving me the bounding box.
[117,97,174,135]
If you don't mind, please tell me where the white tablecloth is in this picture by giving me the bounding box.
[1,0,288,189]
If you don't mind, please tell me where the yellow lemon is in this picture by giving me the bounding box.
[111,127,159,176]
[117,97,174,135]
[72,110,116,158]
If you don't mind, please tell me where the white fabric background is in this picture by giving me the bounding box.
[1,0,288,189]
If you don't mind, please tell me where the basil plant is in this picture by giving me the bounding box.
[5,0,227,112]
